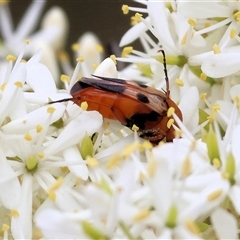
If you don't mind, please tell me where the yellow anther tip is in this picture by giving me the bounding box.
[135,13,143,22]
[95,44,103,52]
[175,78,184,87]
[71,43,80,52]
[167,107,175,117]
[132,124,139,131]
[24,39,30,44]
[47,107,56,114]
[76,56,84,62]
[6,54,16,61]
[60,74,70,83]
[24,133,32,141]
[230,28,236,39]
[110,55,117,65]
[14,81,23,88]
[122,4,129,14]
[188,18,196,27]
[121,46,133,57]
[81,101,88,111]
[200,93,207,100]
[36,125,43,133]
[213,44,221,54]
[207,189,222,201]
[86,157,99,167]
[200,72,207,81]
[167,119,174,129]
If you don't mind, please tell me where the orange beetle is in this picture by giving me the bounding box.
[51,50,182,144]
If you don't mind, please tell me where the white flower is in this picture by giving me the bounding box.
[59,32,104,85]
[74,32,104,76]
[0,42,105,238]
[211,208,238,239]
[0,1,69,83]
[2,1,240,239]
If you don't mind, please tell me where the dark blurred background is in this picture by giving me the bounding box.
[9,0,136,57]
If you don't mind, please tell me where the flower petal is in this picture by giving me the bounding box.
[202,53,240,78]
[178,2,230,19]
[119,18,149,47]
[229,185,240,215]
[11,175,33,239]
[0,149,21,209]
[1,104,66,134]
[211,208,238,240]
[94,57,118,78]
[35,209,83,238]
[147,2,177,54]
[44,111,103,156]
[26,61,57,95]
[178,86,199,127]
[63,147,89,180]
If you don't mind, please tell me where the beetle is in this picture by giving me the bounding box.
[50,50,182,144]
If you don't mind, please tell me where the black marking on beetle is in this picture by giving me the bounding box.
[126,111,161,129]
[96,83,125,93]
[70,81,90,95]
[92,75,127,84]
[137,93,149,103]
[80,79,126,94]
[138,83,148,88]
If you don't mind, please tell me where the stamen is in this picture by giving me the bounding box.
[38,153,44,158]
[60,74,70,83]
[71,43,80,52]
[122,4,129,14]
[148,158,157,177]
[76,56,84,62]
[110,55,117,65]
[24,39,30,44]
[11,209,19,218]
[47,107,56,114]
[132,124,139,131]
[184,220,199,234]
[2,224,9,231]
[167,119,174,129]
[134,13,143,23]
[181,157,191,177]
[92,63,98,69]
[81,101,88,110]
[230,28,236,39]
[200,72,207,81]
[36,125,43,133]
[14,81,23,88]
[207,189,222,201]
[0,83,7,91]
[167,107,175,117]
[95,44,103,52]
[86,157,99,167]
[212,158,221,169]
[213,44,221,54]
[175,78,184,86]
[200,93,207,101]
[6,54,16,61]
[188,18,196,27]
[204,22,211,28]
[133,209,150,221]
[121,46,133,57]
[24,133,32,141]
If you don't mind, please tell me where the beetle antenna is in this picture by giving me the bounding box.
[159,49,170,98]
[49,97,74,104]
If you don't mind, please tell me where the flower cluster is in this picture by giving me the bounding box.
[0,0,240,239]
